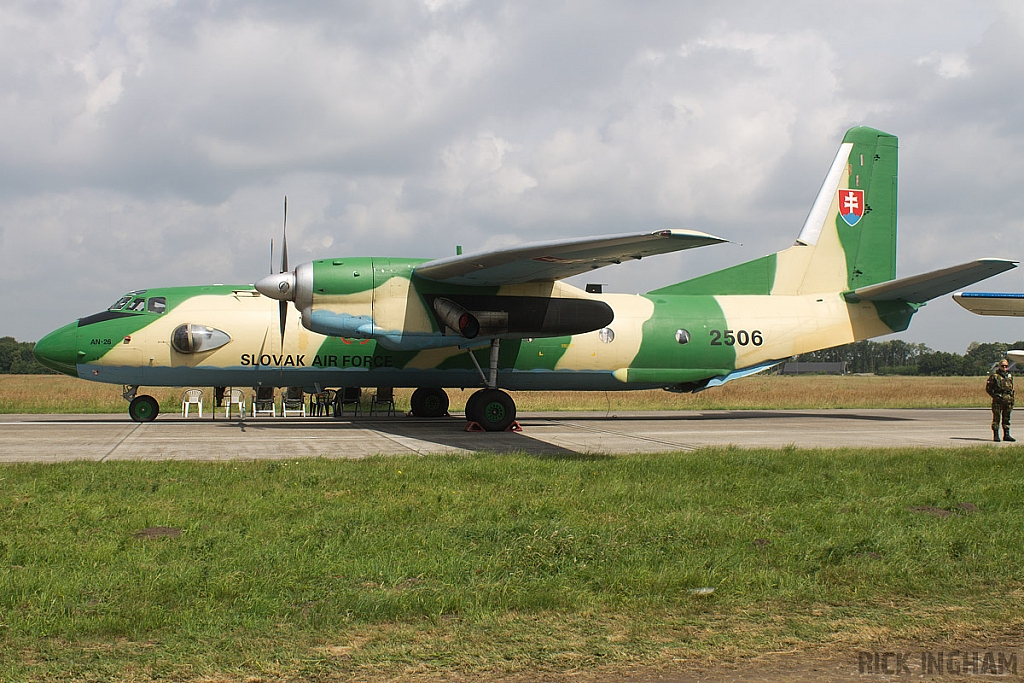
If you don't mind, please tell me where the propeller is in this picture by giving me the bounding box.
[278,197,288,346]
[254,197,296,351]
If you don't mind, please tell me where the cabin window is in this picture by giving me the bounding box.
[598,328,615,344]
[171,324,232,354]
[147,297,167,314]
[108,296,132,311]
[675,329,690,344]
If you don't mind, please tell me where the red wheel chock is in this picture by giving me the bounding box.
[464,421,522,432]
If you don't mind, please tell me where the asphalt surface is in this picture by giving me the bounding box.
[0,408,1009,462]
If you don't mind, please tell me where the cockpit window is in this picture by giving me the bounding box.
[108,296,132,311]
[127,298,146,312]
[147,297,166,314]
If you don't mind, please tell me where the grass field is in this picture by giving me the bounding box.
[0,373,1000,414]
[1,449,1023,682]
[1,373,1016,680]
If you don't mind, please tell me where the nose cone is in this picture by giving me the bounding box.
[255,272,296,301]
[33,322,80,376]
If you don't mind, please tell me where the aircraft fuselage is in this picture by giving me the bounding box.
[35,278,906,393]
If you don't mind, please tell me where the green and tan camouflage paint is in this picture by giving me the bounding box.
[36,127,916,392]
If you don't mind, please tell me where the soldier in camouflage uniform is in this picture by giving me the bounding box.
[986,359,1015,442]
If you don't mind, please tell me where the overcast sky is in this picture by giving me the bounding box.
[3,0,1023,353]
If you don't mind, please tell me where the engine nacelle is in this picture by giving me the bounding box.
[257,257,614,350]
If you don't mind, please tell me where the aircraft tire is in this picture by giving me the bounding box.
[465,389,485,423]
[410,387,449,418]
[128,395,160,422]
[475,389,516,432]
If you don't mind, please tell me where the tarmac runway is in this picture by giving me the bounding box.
[0,408,1009,462]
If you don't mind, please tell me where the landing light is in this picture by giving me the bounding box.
[171,324,232,354]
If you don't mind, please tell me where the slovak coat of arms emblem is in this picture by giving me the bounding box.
[838,189,865,227]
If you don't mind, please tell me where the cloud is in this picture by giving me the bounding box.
[915,51,972,79]
[2,1,1024,353]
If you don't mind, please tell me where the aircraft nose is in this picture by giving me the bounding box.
[33,322,80,376]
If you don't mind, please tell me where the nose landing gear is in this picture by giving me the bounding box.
[124,386,160,422]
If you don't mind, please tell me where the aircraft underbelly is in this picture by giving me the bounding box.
[77,364,640,391]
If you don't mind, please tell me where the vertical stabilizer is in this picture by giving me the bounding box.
[652,127,898,297]
[774,126,898,294]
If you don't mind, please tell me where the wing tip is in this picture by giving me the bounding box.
[653,228,730,244]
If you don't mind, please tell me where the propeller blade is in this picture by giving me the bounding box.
[281,196,288,274]
[279,196,288,348]
[269,238,274,275]
[279,299,288,347]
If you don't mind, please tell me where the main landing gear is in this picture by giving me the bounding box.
[124,385,160,422]
[407,339,519,432]
[464,388,517,432]
[464,338,518,432]
[407,386,517,432]
[409,387,449,418]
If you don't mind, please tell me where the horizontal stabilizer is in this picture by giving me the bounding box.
[844,258,1017,304]
[953,291,1024,317]
[414,229,727,286]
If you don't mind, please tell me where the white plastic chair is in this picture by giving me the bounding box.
[225,388,245,419]
[181,388,203,417]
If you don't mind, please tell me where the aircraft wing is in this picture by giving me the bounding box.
[844,258,1017,304]
[413,229,728,286]
[953,291,1024,316]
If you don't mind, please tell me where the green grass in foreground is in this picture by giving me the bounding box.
[2,448,1024,681]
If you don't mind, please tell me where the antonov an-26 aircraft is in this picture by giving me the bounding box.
[34,126,1015,430]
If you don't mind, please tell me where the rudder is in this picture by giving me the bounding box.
[834,126,898,290]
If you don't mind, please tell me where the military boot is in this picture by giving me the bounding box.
[1004,429,1015,443]
[993,428,1001,442]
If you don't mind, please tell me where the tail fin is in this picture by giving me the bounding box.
[652,126,898,296]
[791,126,898,291]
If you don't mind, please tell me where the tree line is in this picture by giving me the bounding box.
[0,337,54,374]
[793,339,1024,376]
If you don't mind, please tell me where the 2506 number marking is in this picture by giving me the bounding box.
[710,329,763,346]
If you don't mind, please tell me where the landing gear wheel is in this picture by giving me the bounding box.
[474,389,516,432]
[465,389,485,423]
[410,387,449,418]
[128,395,159,422]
